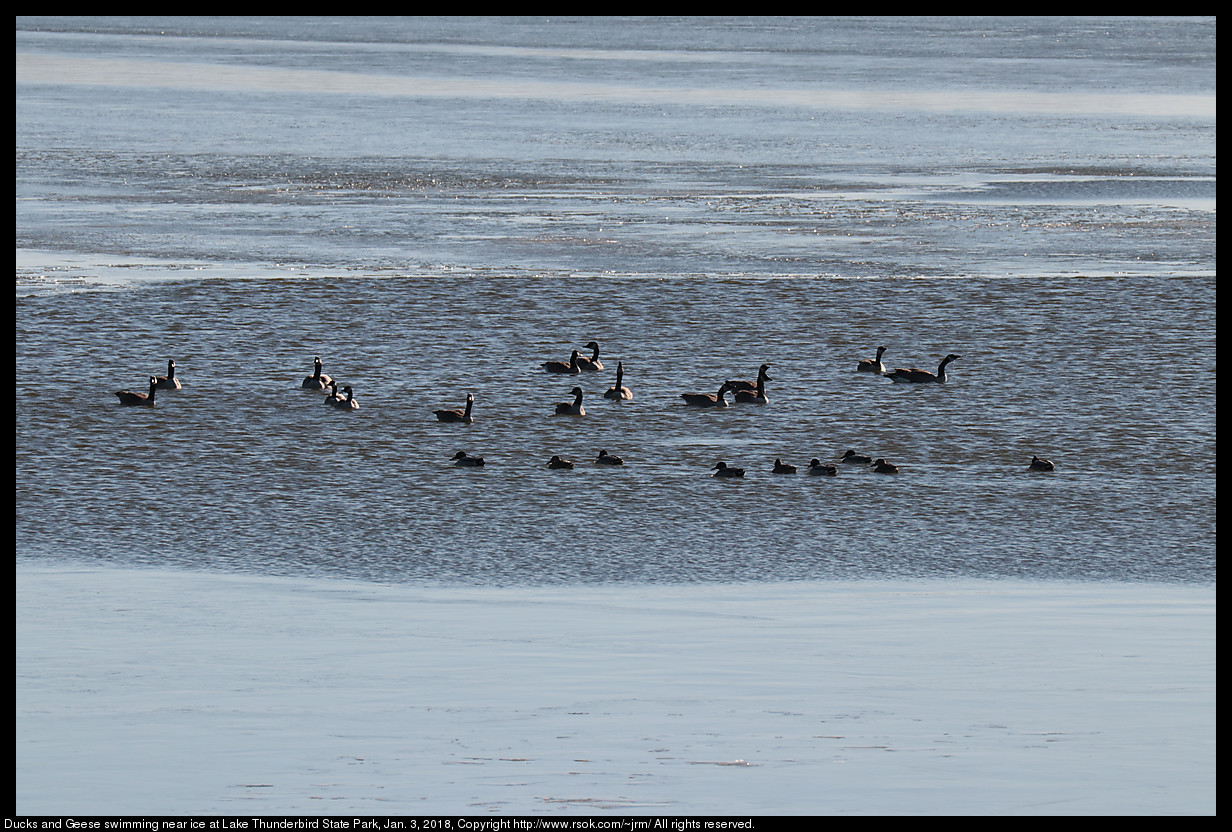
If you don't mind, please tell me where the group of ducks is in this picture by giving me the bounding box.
[115,346,1055,477]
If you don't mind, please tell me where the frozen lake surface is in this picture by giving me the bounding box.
[15,562,1216,815]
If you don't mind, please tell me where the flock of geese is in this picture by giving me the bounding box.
[114,344,1056,476]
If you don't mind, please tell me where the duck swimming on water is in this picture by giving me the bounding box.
[547,455,575,469]
[807,459,838,476]
[772,459,798,474]
[595,449,624,465]
[886,354,960,383]
[1029,455,1055,471]
[841,450,872,465]
[451,451,485,467]
[711,461,745,478]
[871,458,899,474]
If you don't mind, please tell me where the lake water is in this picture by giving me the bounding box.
[15,17,1216,587]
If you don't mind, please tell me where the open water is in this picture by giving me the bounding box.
[15,16,1216,585]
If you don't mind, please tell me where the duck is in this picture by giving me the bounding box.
[886,353,960,383]
[727,364,771,394]
[807,458,838,476]
[857,347,887,374]
[1029,455,1055,472]
[681,382,732,408]
[154,359,182,390]
[115,377,158,407]
[547,455,575,470]
[575,341,605,373]
[434,393,474,423]
[323,379,343,406]
[841,450,872,465]
[543,350,583,374]
[595,449,624,465]
[451,451,485,467]
[711,461,745,478]
[772,458,798,474]
[603,362,633,401]
[302,356,333,390]
[554,386,586,416]
[871,458,899,474]
[332,386,359,411]
[734,370,770,404]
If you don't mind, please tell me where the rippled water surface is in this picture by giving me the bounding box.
[15,17,1216,584]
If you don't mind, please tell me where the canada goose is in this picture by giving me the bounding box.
[681,382,733,408]
[841,450,872,465]
[554,386,586,416]
[857,347,887,374]
[154,359,182,390]
[1029,455,1055,472]
[451,451,485,467]
[807,458,838,476]
[323,380,343,406]
[434,393,474,423]
[115,377,158,407]
[734,371,770,404]
[332,386,359,411]
[575,341,604,373]
[727,364,771,394]
[547,455,575,469]
[886,354,960,383]
[595,449,624,465]
[711,461,745,478]
[871,458,899,474]
[603,362,633,400]
[772,459,798,474]
[543,350,583,374]
[302,356,333,390]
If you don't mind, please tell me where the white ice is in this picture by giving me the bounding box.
[15,561,1215,816]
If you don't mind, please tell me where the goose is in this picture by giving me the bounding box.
[595,449,624,465]
[575,341,605,373]
[115,377,158,407]
[154,359,182,390]
[543,350,583,374]
[1029,455,1055,472]
[434,393,474,423]
[323,380,343,406]
[711,461,745,478]
[857,347,887,374]
[332,386,359,411]
[451,451,485,467]
[841,450,872,465]
[807,458,838,476]
[734,371,770,404]
[603,362,633,401]
[772,459,798,474]
[727,364,771,394]
[681,382,733,408]
[871,458,899,474]
[302,356,333,390]
[547,455,575,470]
[554,386,586,416]
[886,353,960,383]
